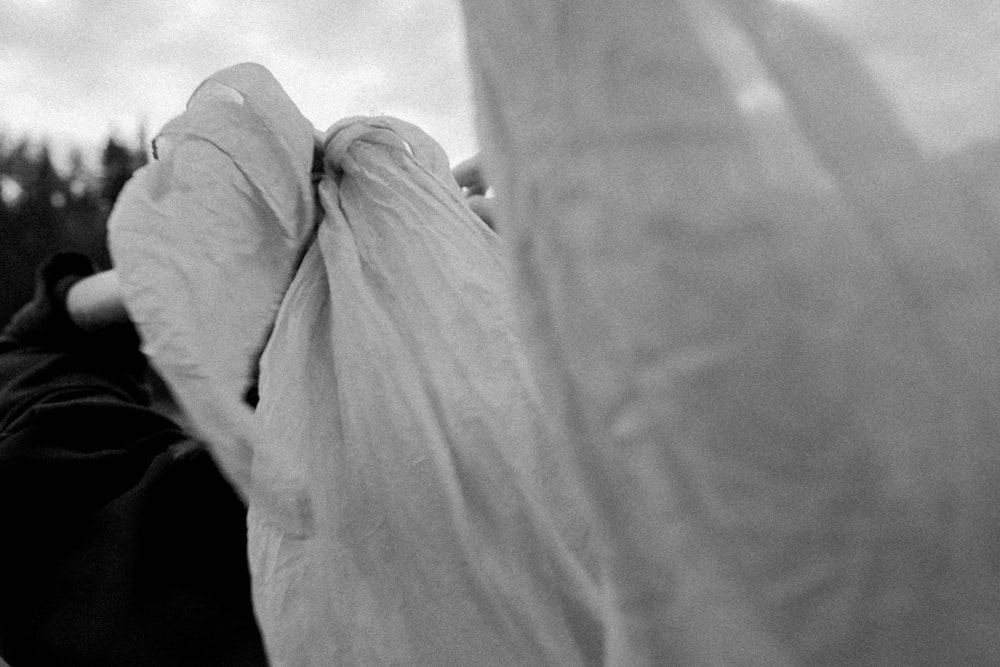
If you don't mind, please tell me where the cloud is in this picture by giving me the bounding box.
[11,0,992,166]
[0,0,478,163]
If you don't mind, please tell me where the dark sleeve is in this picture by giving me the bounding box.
[0,253,148,431]
[0,254,267,667]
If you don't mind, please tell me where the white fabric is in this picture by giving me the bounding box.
[460,0,1000,664]
[108,64,318,536]
[109,64,601,666]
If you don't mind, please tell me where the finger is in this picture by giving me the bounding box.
[453,154,489,195]
[66,270,129,331]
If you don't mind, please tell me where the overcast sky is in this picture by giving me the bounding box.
[1,0,478,167]
[2,0,997,171]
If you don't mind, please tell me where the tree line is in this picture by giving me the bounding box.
[0,131,147,326]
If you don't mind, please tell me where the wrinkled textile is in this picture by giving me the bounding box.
[460,0,1000,664]
[108,64,601,666]
[108,64,318,537]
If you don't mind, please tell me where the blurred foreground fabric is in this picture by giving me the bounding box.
[460,0,1000,664]
[108,64,602,665]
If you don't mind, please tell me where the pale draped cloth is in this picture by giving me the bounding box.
[109,0,1000,663]
[108,64,601,666]
[459,0,1000,664]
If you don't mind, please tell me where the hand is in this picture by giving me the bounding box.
[453,154,498,231]
[66,270,130,332]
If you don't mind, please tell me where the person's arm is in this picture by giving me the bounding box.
[0,254,267,666]
[0,252,168,533]
[0,254,148,434]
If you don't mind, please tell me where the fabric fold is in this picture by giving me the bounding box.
[110,63,604,666]
[108,62,318,536]
[459,0,1000,664]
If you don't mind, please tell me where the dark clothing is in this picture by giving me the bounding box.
[0,255,268,666]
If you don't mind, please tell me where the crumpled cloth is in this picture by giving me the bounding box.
[460,0,1000,664]
[108,64,320,537]
[108,64,601,666]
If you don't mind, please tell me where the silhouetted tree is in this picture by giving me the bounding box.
[100,133,147,212]
[0,127,147,326]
